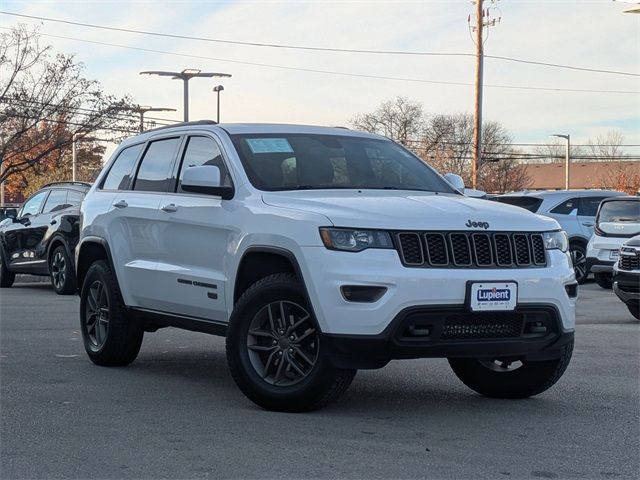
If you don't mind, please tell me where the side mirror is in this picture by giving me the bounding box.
[443,173,465,192]
[181,165,233,199]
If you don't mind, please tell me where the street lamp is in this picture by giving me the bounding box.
[133,106,177,132]
[213,85,224,123]
[140,69,232,122]
[551,134,571,190]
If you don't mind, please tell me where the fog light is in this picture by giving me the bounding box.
[340,285,387,303]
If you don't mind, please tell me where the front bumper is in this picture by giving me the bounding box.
[299,247,577,335]
[613,269,640,304]
[322,304,574,369]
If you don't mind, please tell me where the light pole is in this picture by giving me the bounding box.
[551,134,571,189]
[133,106,177,132]
[140,69,232,122]
[213,85,224,123]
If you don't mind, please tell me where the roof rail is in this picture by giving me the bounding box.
[144,120,218,133]
[41,181,92,189]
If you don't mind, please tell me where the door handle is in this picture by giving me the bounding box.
[160,203,178,213]
[113,200,128,209]
[581,222,594,227]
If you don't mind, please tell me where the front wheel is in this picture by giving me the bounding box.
[569,243,587,284]
[0,252,15,288]
[448,340,573,399]
[627,302,640,320]
[226,273,356,412]
[594,272,613,289]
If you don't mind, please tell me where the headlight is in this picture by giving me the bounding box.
[543,231,568,252]
[319,228,393,252]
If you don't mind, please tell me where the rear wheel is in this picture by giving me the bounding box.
[627,302,640,320]
[0,251,15,288]
[594,272,613,289]
[569,243,587,284]
[49,245,76,295]
[448,340,573,398]
[226,273,356,412]
[80,260,143,366]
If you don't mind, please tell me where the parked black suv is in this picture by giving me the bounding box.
[613,235,640,320]
[0,182,90,294]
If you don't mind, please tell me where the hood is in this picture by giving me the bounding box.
[262,190,559,232]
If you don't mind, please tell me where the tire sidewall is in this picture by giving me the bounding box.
[79,261,112,355]
[570,243,587,284]
[50,245,72,294]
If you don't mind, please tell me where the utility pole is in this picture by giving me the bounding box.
[468,1,501,190]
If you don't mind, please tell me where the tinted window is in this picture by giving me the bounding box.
[20,190,49,217]
[230,134,454,193]
[42,190,69,213]
[495,196,543,213]
[67,190,85,206]
[550,198,579,215]
[103,144,144,190]
[177,136,231,193]
[134,138,180,193]
[598,201,640,223]
[579,197,606,217]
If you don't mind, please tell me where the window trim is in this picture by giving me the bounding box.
[99,141,146,191]
[131,135,183,194]
[168,133,236,199]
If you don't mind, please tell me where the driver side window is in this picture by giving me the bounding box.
[19,191,49,217]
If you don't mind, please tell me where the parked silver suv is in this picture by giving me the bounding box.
[495,190,626,283]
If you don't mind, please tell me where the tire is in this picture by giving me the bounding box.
[79,260,143,366]
[569,243,588,284]
[0,250,15,288]
[448,340,573,399]
[627,302,640,320]
[594,272,613,289]
[49,245,76,295]
[226,273,356,412]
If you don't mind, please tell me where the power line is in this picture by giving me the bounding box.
[1,10,638,77]
[2,27,638,95]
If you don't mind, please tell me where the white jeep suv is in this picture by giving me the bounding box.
[76,122,576,411]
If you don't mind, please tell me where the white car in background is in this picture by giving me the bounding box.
[587,197,640,289]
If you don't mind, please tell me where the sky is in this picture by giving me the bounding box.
[2,0,639,157]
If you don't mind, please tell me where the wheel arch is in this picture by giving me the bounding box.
[568,236,588,248]
[76,237,118,292]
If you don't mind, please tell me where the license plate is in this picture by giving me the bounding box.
[467,282,518,312]
[609,250,619,260]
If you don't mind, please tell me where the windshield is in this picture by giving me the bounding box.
[230,133,455,193]
[598,200,640,223]
[494,196,543,213]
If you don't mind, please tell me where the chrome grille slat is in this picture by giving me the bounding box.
[395,231,546,268]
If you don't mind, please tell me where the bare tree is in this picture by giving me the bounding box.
[534,139,584,164]
[350,96,425,144]
[586,130,626,161]
[0,25,136,185]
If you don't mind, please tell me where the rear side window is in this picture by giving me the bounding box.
[103,144,144,190]
[67,190,85,206]
[578,197,606,217]
[550,198,579,215]
[177,136,232,193]
[495,196,543,213]
[42,190,69,213]
[134,138,181,193]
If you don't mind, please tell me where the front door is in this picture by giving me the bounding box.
[154,134,234,321]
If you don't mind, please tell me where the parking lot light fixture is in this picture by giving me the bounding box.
[140,69,232,122]
[213,85,224,123]
[133,106,177,132]
[551,134,571,190]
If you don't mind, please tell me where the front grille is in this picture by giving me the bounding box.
[395,231,546,268]
[441,312,523,340]
[619,249,640,271]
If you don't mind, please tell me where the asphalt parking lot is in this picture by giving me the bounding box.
[1,280,638,480]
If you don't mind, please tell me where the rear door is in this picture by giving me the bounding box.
[578,196,607,237]
[108,136,182,309]
[3,190,51,274]
[154,134,235,320]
